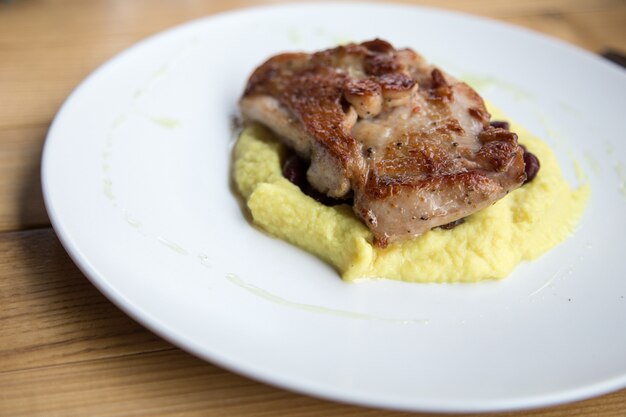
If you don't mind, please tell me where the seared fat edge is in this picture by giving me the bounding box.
[240,39,526,247]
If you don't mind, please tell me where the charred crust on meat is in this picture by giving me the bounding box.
[469,106,489,121]
[478,140,517,169]
[343,78,383,118]
[240,39,527,247]
[364,54,400,76]
[361,38,394,53]
[479,127,517,143]
[373,234,389,248]
[377,73,417,93]
[429,68,453,100]
[434,120,464,135]
[476,127,522,172]
[343,78,381,97]
[430,68,447,88]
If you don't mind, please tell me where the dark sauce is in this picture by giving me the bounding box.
[490,120,540,184]
[519,144,540,184]
[281,121,539,232]
[489,120,510,131]
[282,153,353,207]
[438,218,466,230]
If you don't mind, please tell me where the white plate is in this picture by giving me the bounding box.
[42,3,626,413]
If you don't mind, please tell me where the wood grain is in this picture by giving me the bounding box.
[1,230,626,417]
[503,8,626,52]
[0,126,49,231]
[0,229,170,373]
[1,0,625,415]
[3,349,626,417]
[0,0,624,232]
[0,0,624,130]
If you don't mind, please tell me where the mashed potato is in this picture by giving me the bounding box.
[234,106,589,283]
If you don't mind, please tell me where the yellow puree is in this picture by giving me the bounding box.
[234,106,589,283]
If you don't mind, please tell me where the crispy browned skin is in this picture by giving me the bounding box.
[240,39,526,247]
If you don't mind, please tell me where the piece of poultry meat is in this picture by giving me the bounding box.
[240,39,526,247]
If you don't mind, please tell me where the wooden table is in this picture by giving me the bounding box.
[1,1,625,415]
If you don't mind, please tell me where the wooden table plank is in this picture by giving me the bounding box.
[1,230,626,416]
[0,34,149,131]
[0,2,626,232]
[0,126,49,231]
[2,314,626,417]
[1,0,624,129]
[1,0,626,415]
[0,349,415,417]
[0,229,170,373]
[504,8,626,52]
[2,329,626,417]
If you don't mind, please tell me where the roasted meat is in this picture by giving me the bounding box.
[240,39,526,247]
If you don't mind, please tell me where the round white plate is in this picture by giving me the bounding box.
[42,3,626,413]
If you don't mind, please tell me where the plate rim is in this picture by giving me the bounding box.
[41,2,626,413]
